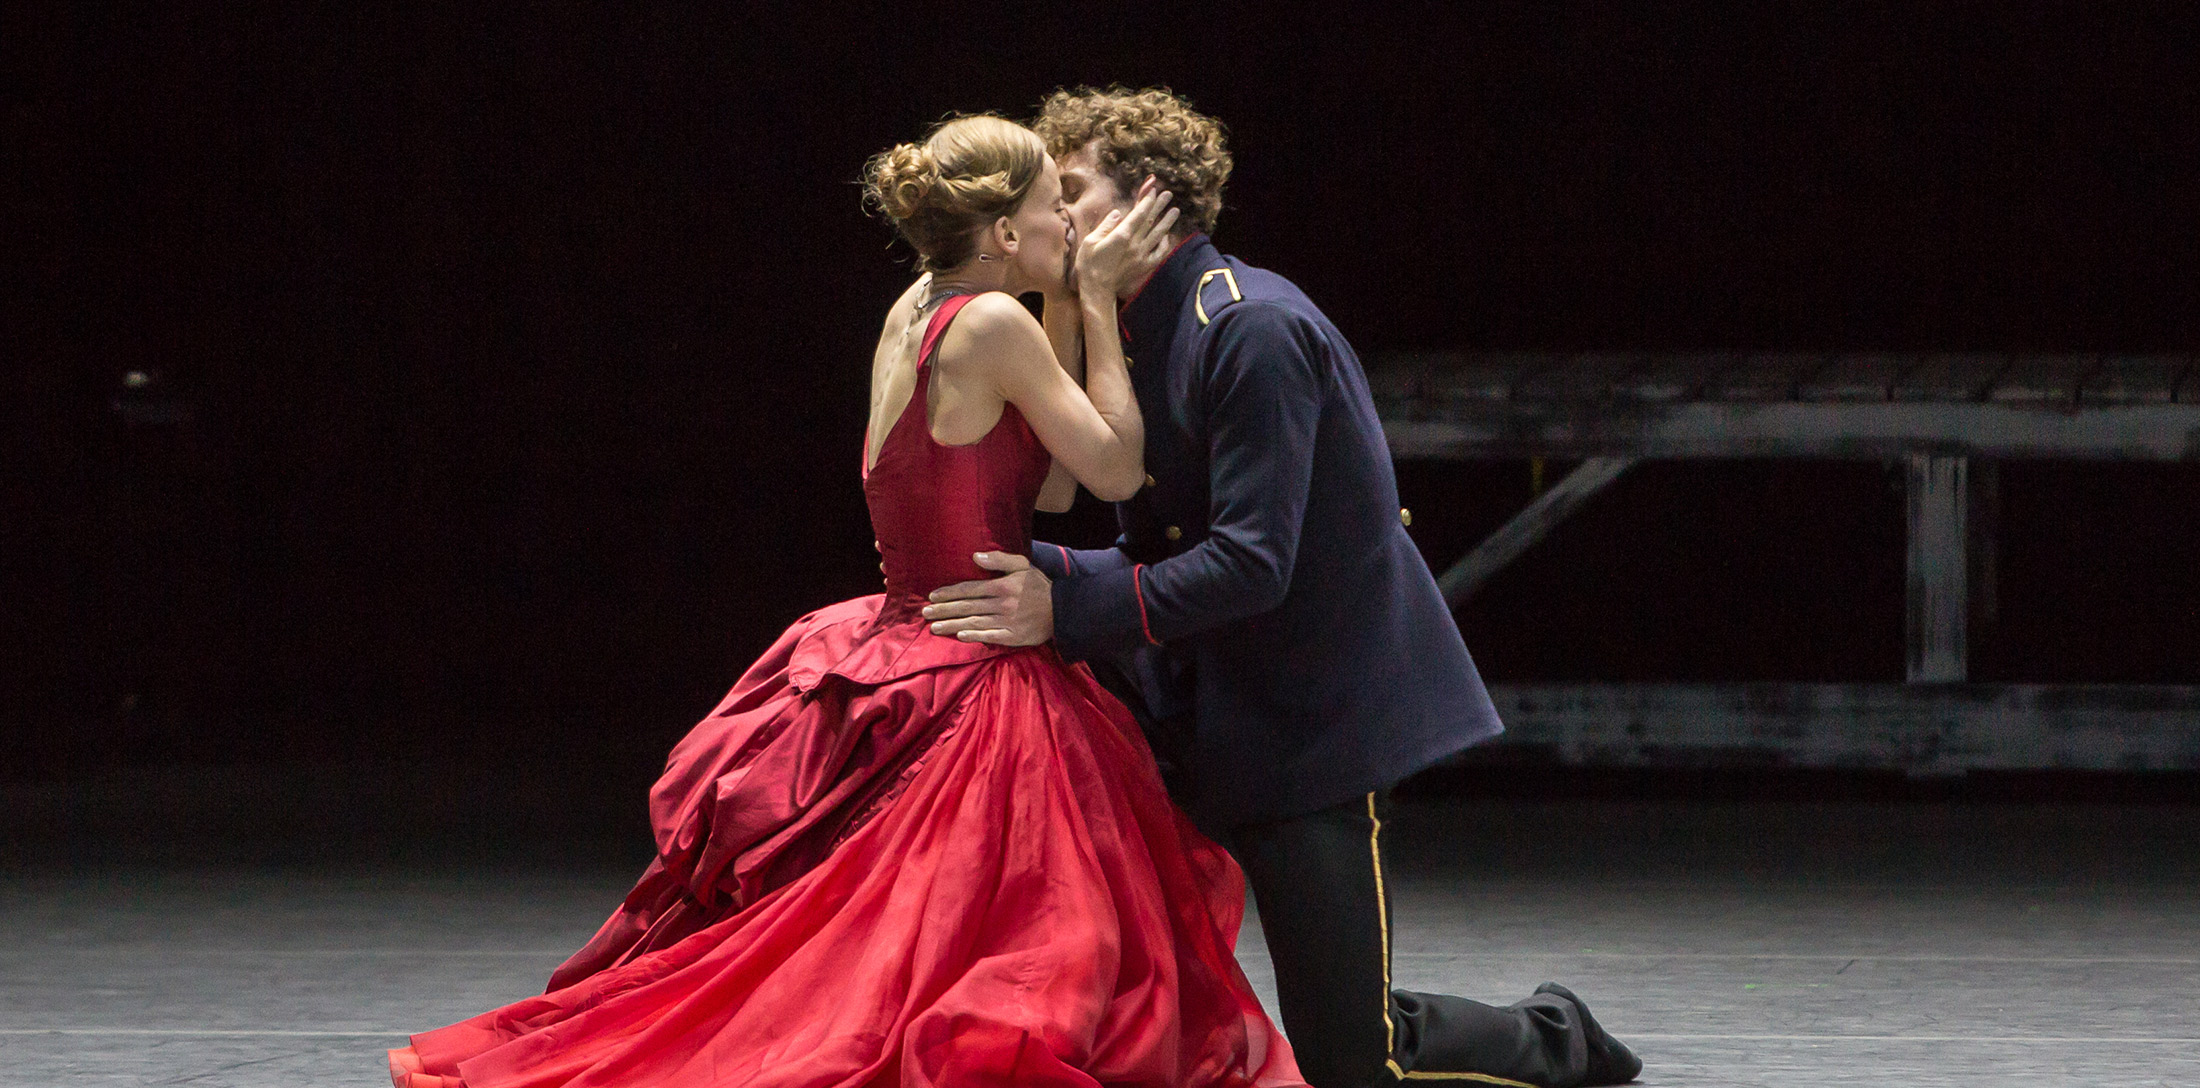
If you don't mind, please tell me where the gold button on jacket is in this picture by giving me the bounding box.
[1164,525,1183,541]
[1399,508,1413,527]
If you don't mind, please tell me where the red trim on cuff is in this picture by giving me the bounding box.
[1132,564,1161,646]
[1056,543,1075,576]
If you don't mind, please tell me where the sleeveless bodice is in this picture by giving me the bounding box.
[863,293,1051,624]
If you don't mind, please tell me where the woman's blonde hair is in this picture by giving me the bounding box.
[863,115,1048,273]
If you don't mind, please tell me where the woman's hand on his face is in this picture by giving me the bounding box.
[1048,218,1081,300]
[1075,179,1181,300]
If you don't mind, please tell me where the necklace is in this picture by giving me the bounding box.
[913,273,981,314]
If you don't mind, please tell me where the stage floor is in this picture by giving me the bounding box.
[5,797,2196,1086]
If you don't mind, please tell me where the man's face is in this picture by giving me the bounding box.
[1056,140,1133,242]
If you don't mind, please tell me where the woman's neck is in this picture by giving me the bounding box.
[928,256,1015,299]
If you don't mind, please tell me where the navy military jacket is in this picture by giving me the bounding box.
[1032,235,1503,825]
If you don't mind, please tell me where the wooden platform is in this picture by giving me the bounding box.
[1371,352,2200,461]
[1479,683,2200,773]
[1375,352,2200,770]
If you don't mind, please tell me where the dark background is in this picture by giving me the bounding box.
[7,5,2198,810]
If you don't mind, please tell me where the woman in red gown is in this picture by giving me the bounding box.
[388,115,1306,1088]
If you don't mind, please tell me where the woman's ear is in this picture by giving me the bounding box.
[994,216,1019,256]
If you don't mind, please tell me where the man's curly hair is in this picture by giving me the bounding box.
[1032,86,1232,234]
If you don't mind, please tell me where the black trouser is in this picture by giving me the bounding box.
[1227,792,1595,1088]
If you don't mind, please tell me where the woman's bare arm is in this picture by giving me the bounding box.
[947,295,1145,501]
[960,189,1177,503]
[1034,291,1083,512]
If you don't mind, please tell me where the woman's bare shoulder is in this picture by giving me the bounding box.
[942,291,1048,366]
[953,291,1042,334]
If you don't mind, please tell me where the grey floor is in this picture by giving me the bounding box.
[5,796,2198,1086]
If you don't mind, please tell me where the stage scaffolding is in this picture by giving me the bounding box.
[1372,351,2200,773]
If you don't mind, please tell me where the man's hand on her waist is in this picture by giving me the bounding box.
[924,552,1054,647]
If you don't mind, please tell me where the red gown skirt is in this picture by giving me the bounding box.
[390,595,1303,1088]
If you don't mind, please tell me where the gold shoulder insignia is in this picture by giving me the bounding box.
[1194,267,1242,327]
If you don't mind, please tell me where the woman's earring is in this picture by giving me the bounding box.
[977,254,997,262]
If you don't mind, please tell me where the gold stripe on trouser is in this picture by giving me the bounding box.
[1372,793,1539,1088]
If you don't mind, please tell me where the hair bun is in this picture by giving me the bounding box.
[865,142,941,223]
[862,116,1047,272]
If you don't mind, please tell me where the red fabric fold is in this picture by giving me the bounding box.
[396,648,1301,1088]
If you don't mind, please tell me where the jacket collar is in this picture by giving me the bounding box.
[1119,232,1220,350]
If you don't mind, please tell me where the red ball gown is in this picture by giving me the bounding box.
[389,294,1305,1088]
